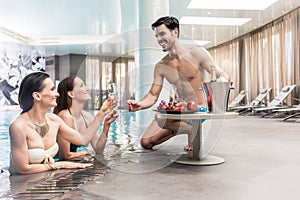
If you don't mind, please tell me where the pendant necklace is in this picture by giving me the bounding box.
[28,112,49,137]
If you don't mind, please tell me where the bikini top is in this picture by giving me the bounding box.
[28,142,59,164]
[68,108,88,127]
[9,143,59,174]
[68,108,88,152]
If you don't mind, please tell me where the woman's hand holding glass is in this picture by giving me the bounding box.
[99,98,114,116]
[108,82,118,116]
[108,82,118,105]
[105,110,118,125]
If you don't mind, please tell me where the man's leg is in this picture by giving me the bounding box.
[140,121,174,149]
[158,117,193,151]
[140,117,192,149]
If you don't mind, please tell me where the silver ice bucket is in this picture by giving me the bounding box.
[202,82,230,113]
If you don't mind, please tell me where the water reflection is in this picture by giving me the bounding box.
[0,111,19,170]
[0,110,138,169]
[1,159,109,199]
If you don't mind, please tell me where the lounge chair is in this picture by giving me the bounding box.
[282,110,300,121]
[230,87,272,114]
[268,106,300,120]
[228,90,247,109]
[253,84,296,116]
[266,98,300,120]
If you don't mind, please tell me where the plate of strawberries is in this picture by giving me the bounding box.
[154,100,198,114]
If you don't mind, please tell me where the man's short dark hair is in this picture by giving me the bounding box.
[151,16,180,37]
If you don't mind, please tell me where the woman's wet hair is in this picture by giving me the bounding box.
[18,72,50,114]
[151,16,180,37]
[53,75,77,114]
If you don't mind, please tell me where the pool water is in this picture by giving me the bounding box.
[0,108,226,173]
[0,109,140,170]
[0,111,20,170]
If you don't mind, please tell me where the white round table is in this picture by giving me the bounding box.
[157,112,239,165]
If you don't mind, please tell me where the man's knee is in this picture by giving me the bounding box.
[140,138,153,149]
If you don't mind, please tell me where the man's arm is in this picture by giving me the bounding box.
[195,47,230,82]
[127,63,164,111]
[140,82,163,108]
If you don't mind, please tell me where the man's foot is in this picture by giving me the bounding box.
[184,144,193,151]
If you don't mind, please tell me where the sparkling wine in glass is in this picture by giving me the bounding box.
[108,82,117,103]
[108,82,118,116]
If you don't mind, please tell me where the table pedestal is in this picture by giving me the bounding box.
[171,155,225,165]
[157,112,238,166]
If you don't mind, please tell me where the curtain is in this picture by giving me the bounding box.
[209,7,300,106]
[209,41,240,102]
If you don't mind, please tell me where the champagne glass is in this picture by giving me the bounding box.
[108,82,118,116]
[108,82,117,103]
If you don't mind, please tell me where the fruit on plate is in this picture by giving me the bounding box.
[187,101,197,110]
[157,100,187,111]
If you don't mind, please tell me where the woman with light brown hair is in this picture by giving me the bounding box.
[53,75,118,160]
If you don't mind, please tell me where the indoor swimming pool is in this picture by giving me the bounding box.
[0,110,19,170]
[0,107,227,174]
[0,109,140,170]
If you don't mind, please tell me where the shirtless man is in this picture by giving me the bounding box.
[127,16,229,151]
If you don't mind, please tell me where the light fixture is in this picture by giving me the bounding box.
[180,16,251,26]
[187,0,278,10]
[0,26,30,43]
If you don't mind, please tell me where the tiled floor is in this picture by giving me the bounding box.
[80,116,300,200]
[2,115,300,200]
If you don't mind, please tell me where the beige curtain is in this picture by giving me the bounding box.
[209,7,300,105]
[291,8,300,104]
[209,41,240,102]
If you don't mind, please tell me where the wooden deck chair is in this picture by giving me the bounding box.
[228,90,247,109]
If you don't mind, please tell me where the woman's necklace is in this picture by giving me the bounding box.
[27,112,49,137]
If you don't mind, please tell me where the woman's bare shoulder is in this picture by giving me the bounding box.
[9,114,28,135]
[53,110,71,120]
[47,112,64,122]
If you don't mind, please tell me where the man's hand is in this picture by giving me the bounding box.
[218,76,229,82]
[127,100,142,112]
[218,72,230,82]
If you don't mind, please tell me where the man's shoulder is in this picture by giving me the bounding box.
[187,46,206,53]
[158,54,174,64]
[156,57,169,67]
[186,46,209,59]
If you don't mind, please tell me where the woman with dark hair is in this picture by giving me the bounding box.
[53,76,117,160]
[9,72,113,175]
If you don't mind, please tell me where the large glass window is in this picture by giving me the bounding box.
[86,56,135,109]
[86,58,101,109]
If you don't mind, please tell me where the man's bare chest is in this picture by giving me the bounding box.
[163,58,200,83]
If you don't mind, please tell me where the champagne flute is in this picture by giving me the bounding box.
[108,82,118,116]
